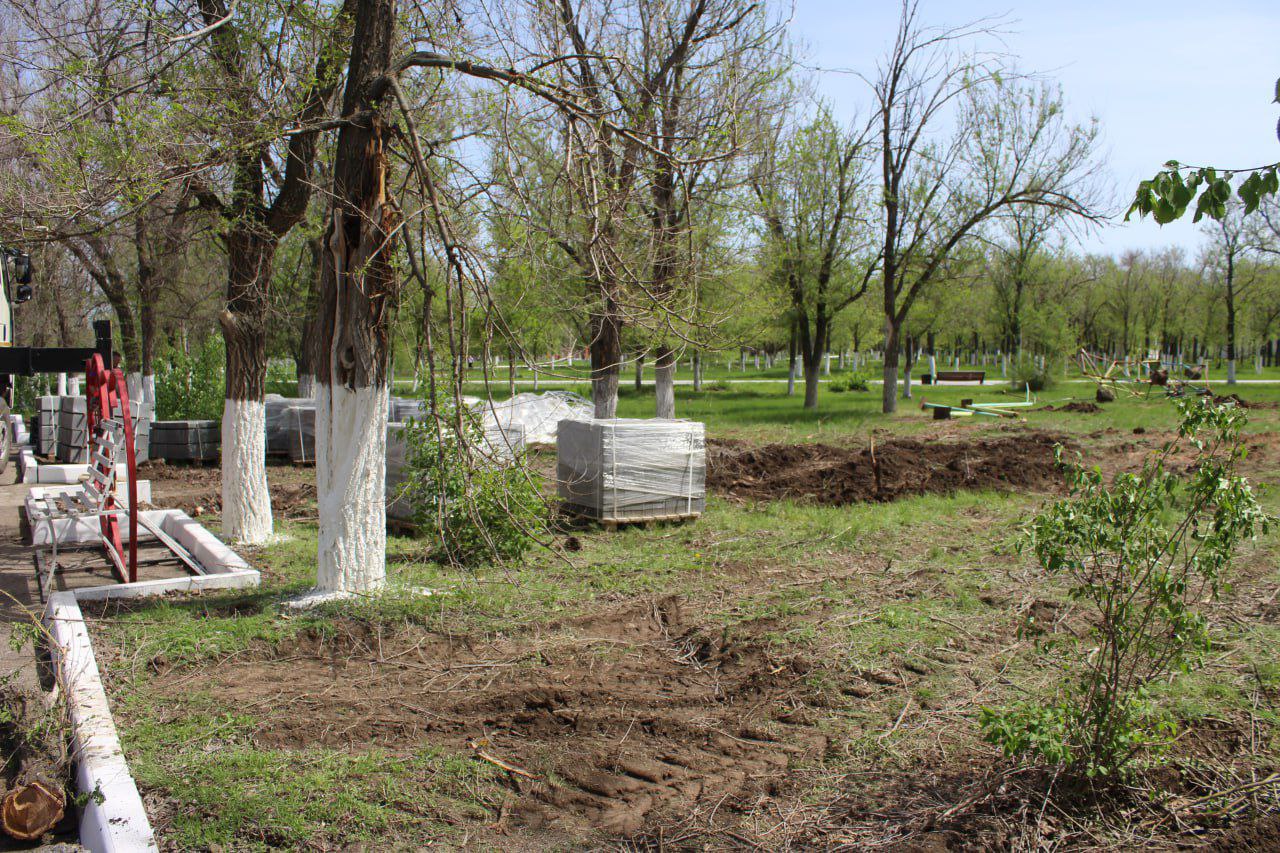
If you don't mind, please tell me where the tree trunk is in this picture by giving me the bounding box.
[692,350,702,391]
[881,316,899,413]
[220,227,275,546]
[296,236,323,398]
[786,320,797,397]
[1226,262,1237,385]
[654,344,676,418]
[634,353,644,391]
[590,305,621,418]
[308,0,400,599]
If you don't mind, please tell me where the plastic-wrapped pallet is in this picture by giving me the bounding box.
[150,420,220,462]
[265,395,315,457]
[479,391,592,445]
[384,420,526,525]
[389,397,424,423]
[283,405,316,463]
[480,421,526,462]
[385,422,412,521]
[557,418,705,525]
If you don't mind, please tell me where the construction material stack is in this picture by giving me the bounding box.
[33,396,57,455]
[56,396,87,463]
[557,419,705,527]
[150,420,220,462]
[57,398,150,463]
[265,395,316,462]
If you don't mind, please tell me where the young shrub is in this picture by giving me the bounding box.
[398,398,545,567]
[981,398,1269,777]
[1010,360,1054,392]
[154,337,226,420]
[829,370,871,394]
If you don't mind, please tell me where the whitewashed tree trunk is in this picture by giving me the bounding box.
[56,373,67,396]
[654,346,676,418]
[126,372,143,401]
[315,384,387,595]
[1227,359,1237,384]
[142,374,156,406]
[221,399,273,544]
[297,374,317,398]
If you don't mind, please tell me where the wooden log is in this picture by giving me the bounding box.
[0,688,67,841]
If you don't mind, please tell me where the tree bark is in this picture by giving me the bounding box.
[589,303,622,418]
[654,345,676,418]
[881,316,900,413]
[634,353,644,391]
[220,225,275,545]
[786,320,797,397]
[310,0,399,598]
[692,350,702,391]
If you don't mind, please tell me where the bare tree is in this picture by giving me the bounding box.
[1202,204,1259,384]
[870,0,1103,412]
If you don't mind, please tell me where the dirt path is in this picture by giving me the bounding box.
[0,465,43,694]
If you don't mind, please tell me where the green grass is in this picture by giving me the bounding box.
[85,382,1280,849]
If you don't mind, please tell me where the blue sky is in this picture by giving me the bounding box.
[790,0,1280,257]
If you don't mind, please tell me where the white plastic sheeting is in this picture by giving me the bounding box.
[557,418,706,522]
[477,391,592,445]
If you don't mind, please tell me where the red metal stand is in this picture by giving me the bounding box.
[84,354,138,583]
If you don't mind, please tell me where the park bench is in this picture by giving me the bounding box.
[922,371,985,385]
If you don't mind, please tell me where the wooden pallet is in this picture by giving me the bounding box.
[560,505,702,532]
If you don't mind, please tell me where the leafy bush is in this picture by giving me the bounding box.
[10,375,54,418]
[829,370,871,393]
[399,397,544,566]
[1009,360,1056,392]
[981,399,1269,777]
[155,337,225,421]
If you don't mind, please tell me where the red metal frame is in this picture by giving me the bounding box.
[84,354,138,583]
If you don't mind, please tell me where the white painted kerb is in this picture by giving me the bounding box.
[40,513,260,851]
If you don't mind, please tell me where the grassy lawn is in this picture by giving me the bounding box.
[84,386,1280,849]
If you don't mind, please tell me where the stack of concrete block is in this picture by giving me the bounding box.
[56,398,151,464]
[150,420,220,462]
[34,396,58,456]
[9,414,28,447]
[557,418,706,525]
[56,396,87,463]
[133,403,152,463]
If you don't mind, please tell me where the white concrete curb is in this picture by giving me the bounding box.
[40,512,260,852]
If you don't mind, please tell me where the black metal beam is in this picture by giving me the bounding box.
[0,319,112,376]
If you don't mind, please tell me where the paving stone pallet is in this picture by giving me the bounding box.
[557,418,706,525]
[150,420,220,462]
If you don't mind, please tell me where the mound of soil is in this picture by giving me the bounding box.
[146,600,829,839]
[1212,393,1278,410]
[1039,401,1102,413]
[706,433,1067,505]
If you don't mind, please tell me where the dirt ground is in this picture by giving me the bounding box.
[706,432,1069,504]
[139,460,316,520]
[92,424,1280,849]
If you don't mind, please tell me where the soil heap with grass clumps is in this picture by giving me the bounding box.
[1211,393,1278,410]
[1039,401,1102,414]
[706,432,1067,505]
